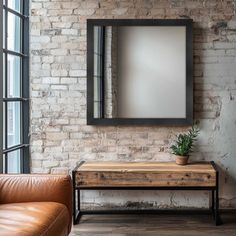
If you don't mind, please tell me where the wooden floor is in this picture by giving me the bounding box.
[70,212,236,236]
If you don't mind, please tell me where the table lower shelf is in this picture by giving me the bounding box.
[72,187,221,226]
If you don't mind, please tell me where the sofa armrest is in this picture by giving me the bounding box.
[0,174,72,230]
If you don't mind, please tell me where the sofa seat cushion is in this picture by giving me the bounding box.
[0,202,70,236]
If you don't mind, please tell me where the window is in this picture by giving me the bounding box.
[1,0,29,173]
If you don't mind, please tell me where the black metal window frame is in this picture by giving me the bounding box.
[1,0,29,173]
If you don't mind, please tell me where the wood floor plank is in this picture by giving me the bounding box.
[70,212,236,236]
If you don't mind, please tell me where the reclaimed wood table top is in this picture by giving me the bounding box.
[74,161,217,187]
[76,161,216,173]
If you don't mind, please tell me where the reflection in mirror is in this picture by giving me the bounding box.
[93,25,187,119]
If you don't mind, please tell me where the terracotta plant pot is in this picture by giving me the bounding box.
[175,155,189,165]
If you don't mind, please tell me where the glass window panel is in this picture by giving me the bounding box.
[94,26,104,55]
[3,9,5,49]
[94,26,99,54]
[8,0,22,13]
[8,12,21,52]
[7,55,21,97]
[94,54,102,76]
[94,76,101,101]
[3,0,6,5]
[7,150,21,173]
[98,27,103,55]
[3,53,6,98]
[97,27,101,54]
[7,102,21,148]
[94,102,101,118]
[3,155,6,173]
[3,103,6,149]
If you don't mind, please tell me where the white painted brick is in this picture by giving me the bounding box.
[43,160,59,168]
[51,167,69,174]
[43,2,61,9]
[51,49,68,55]
[51,69,68,76]
[61,77,77,84]
[53,118,69,125]
[31,29,41,36]
[48,9,73,16]
[61,29,78,35]
[51,85,68,90]
[61,2,79,9]
[31,36,50,43]
[42,77,60,84]
[51,36,68,43]
[42,56,54,63]
[69,70,86,77]
[46,132,68,141]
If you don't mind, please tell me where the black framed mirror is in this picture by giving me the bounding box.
[87,19,193,125]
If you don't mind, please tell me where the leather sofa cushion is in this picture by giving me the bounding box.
[0,202,70,236]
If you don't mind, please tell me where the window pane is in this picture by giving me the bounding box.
[94,26,99,54]
[7,150,21,173]
[3,103,6,149]
[94,55,103,77]
[8,0,22,13]
[3,9,5,49]
[7,102,21,147]
[7,55,21,97]
[94,76,101,101]
[8,12,21,52]
[3,155,6,173]
[3,53,6,98]
[94,102,101,118]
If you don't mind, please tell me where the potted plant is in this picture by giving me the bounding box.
[170,126,199,165]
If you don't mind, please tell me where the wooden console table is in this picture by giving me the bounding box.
[72,161,221,225]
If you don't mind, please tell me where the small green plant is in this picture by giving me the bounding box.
[170,126,199,156]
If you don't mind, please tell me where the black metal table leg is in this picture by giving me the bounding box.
[72,162,85,224]
[210,161,222,226]
[76,189,82,223]
[72,170,77,224]
[215,189,219,225]
[73,187,82,224]
[211,190,215,218]
[214,171,222,225]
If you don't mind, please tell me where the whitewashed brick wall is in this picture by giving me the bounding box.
[30,0,236,209]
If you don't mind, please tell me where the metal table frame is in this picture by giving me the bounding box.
[72,161,221,225]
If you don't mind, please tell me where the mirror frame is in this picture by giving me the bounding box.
[87,19,193,125]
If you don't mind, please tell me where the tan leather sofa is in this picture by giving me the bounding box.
[0,174,72,236]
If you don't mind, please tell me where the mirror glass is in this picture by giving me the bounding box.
[93,26,186,119]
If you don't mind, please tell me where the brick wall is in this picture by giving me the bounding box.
[30,0,236,208]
